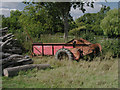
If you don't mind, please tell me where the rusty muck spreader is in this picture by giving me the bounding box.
[32,38,102,61]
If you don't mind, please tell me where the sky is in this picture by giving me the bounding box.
[71,2,118,20]
[0,0,119,20]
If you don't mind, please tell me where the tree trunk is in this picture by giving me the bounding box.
[3,48,22,54]
[3,64,51,77]
[0,42,3,46]
[1,54,24,64]
[0,33,13,42]
[2,58,33,69]
[0,27,8,35]
[1,38,13,48]
[0,27,8,31]
[3,35,14,42]
[63,15,69,42]
[0,52,11,59]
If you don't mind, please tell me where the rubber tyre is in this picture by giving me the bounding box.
[55,48,74,60]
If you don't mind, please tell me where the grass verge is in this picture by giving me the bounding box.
[2,56,118,88]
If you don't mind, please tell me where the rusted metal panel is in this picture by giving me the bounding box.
[82,46,92,55]
[64,46,73,49]
[54,46,63,55]
[43,45,52,55]
[33,45,42,55]
[69,48,80,60]
[66,38,91,45]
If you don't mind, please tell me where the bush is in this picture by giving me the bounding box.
[69,26,86,36]
[13,30,32,54]
[100,38,120,57]
[79,32,96,43]
[55,32,64,36]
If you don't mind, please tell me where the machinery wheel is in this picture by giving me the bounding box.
[55,48,74,60]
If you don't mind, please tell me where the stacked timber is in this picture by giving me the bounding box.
[0,27,33,73]
[0,27,51,77]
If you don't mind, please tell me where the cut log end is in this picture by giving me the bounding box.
[3,69,9,77]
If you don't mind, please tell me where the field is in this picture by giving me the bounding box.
[1,3,119,88]
[2,55,118,88]
[2,34,119,88]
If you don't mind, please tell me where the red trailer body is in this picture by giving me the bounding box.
[32,38,102,60]
[32,43,73,56]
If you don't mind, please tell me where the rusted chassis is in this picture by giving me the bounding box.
[32,39,102,60]
[68,43,102,60]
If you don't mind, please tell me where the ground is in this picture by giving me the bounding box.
[2,56,118,88]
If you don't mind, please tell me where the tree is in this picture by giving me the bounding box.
[0,15,5,28]
[73,6,110,35]
[100,9,119,37]
[19,3,64,41]
[23,1,94,41]
[2,10,22,33]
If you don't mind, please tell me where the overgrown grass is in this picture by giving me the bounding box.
[2,55,118,88]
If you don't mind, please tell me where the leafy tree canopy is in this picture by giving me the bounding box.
[22,1,95,41]
[71,6,110,35]
[100,9,119,37]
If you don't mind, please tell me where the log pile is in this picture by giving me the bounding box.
[0,27,51,77]
[0,27,34,74]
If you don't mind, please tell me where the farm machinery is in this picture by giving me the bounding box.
[32,38,102,61]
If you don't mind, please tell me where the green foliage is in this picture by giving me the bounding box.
[69,26,86,35]
[24,2,96,40]
[73,6,110,36]
[100,9,119,37]
[2,10,22,33]
[13,30,31,53]
[19,3,64,38]
[79,32,96,43]
[100,39,120,57]
[2,17,11,29]
[92,25,103,35]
